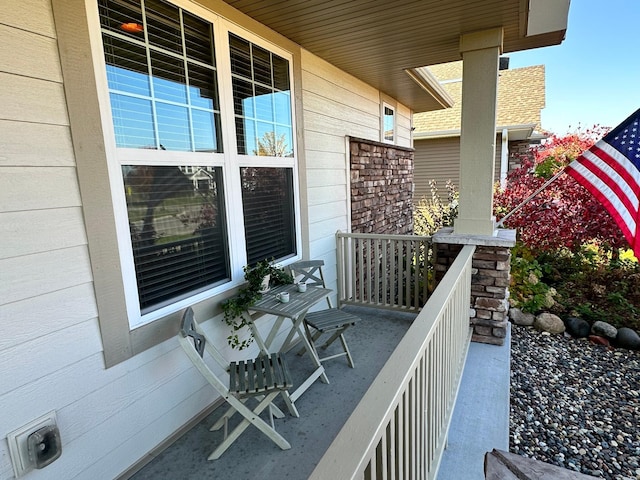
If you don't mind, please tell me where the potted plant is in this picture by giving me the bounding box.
[221,259,293,349]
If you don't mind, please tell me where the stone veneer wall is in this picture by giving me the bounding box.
[434,239,512,345]
[508,140,536,173]
[350,137,414,234]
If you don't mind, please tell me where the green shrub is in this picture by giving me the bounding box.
[414,179,458,236]
[509,243,640,331]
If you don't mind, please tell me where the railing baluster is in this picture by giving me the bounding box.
[323,235,473,480]
[374,239,381,305]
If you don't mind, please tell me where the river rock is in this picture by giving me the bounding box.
[534,313,565,334]
[591,321,617,339]
[510,308,535,326]
[564,317,590,338]
[615,327,640,350]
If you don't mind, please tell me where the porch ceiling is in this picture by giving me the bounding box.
[220,0,569,112]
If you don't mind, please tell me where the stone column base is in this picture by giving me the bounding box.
[433,228,516,346]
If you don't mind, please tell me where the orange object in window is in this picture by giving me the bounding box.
[121,23,143,33]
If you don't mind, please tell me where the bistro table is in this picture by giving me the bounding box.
[243,283,331,417]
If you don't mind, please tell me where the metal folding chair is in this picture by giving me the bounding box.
[287,260,361,367]
[178,307,293,460]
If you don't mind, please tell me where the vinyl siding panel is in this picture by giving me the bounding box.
[413,137,460,202]
[414,135,502,202]
[300,49,412,262]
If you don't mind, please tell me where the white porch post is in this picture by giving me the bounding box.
[454,28,503,236]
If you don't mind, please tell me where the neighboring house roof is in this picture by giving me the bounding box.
[413,61,546,139]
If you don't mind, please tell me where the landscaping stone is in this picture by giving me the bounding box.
[615,327,640,350]
[564,317,590,338]
[510,307,535,326]
[591,321,617,339]
[534,312,565,334]
[510,324,640,479]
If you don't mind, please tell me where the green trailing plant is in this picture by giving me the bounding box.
[221,259,293,349]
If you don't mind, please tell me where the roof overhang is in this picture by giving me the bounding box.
[216,0,570,112]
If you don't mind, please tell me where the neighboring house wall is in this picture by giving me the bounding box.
[414,136,502,201]
[0,2,411,480]
[413,62,545,202]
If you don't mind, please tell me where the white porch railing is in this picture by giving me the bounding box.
[310,244,475,480]
[336,231,433,311]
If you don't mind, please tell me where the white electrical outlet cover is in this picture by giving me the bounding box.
[7,411,58,478]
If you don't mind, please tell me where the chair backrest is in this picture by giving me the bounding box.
[288,260,334,308]
[178,307,230,394]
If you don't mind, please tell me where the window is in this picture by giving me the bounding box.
[123,165,229,314]
[97,0,298,327]
[241,167,295,264]
[229,33,293,157]
[382,104,396,143]
[100,0,222,152]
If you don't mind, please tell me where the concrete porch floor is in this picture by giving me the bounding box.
[121,306,510,480]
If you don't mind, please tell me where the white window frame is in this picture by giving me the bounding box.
[111,11,301,328]
[381,102,396,144]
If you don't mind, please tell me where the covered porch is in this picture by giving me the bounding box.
[124,309,510,479]
[120,237,510,479]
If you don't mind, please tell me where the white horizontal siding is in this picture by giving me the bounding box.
[1,167,82,212]
[0,72,69,125]
[0,24,62,81]
[0,208,87,260]
[0,284,98,351]
[301,48,412,266]
[0,119,75,167]
[0,0,56,37]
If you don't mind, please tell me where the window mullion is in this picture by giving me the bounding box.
[179,9,196,152]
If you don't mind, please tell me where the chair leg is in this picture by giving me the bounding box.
[211,395,285,432]
[296,327,322,356]
[207,392,291,460]
[340,333,355,368]
[320,330,343,350]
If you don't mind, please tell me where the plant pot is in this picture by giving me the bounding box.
[259,274,271,293]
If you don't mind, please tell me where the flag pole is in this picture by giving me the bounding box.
[496,169,566,228]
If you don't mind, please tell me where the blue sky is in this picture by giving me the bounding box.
[509,0,640,135]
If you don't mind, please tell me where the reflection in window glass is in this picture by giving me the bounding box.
[123,165,230,313]
[230,33,293,157]
[151,50,187,103]
[155,103,190,151]
[110,93,155,148]
[99,0,222,152]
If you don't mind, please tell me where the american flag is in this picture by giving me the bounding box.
[565,108,640,254]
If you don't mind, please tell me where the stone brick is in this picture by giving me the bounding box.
[475,297,506,311]
[475,309,492,319]
[472,334,505,346]
[474,325,492,336]
[473,260,496,269]
[486,286,507,296]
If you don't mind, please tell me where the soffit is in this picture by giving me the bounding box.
[221,0,567,112]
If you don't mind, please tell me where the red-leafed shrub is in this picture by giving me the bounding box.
[494,127,627,252]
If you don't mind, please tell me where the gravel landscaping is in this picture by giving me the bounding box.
[510,324,640,480]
